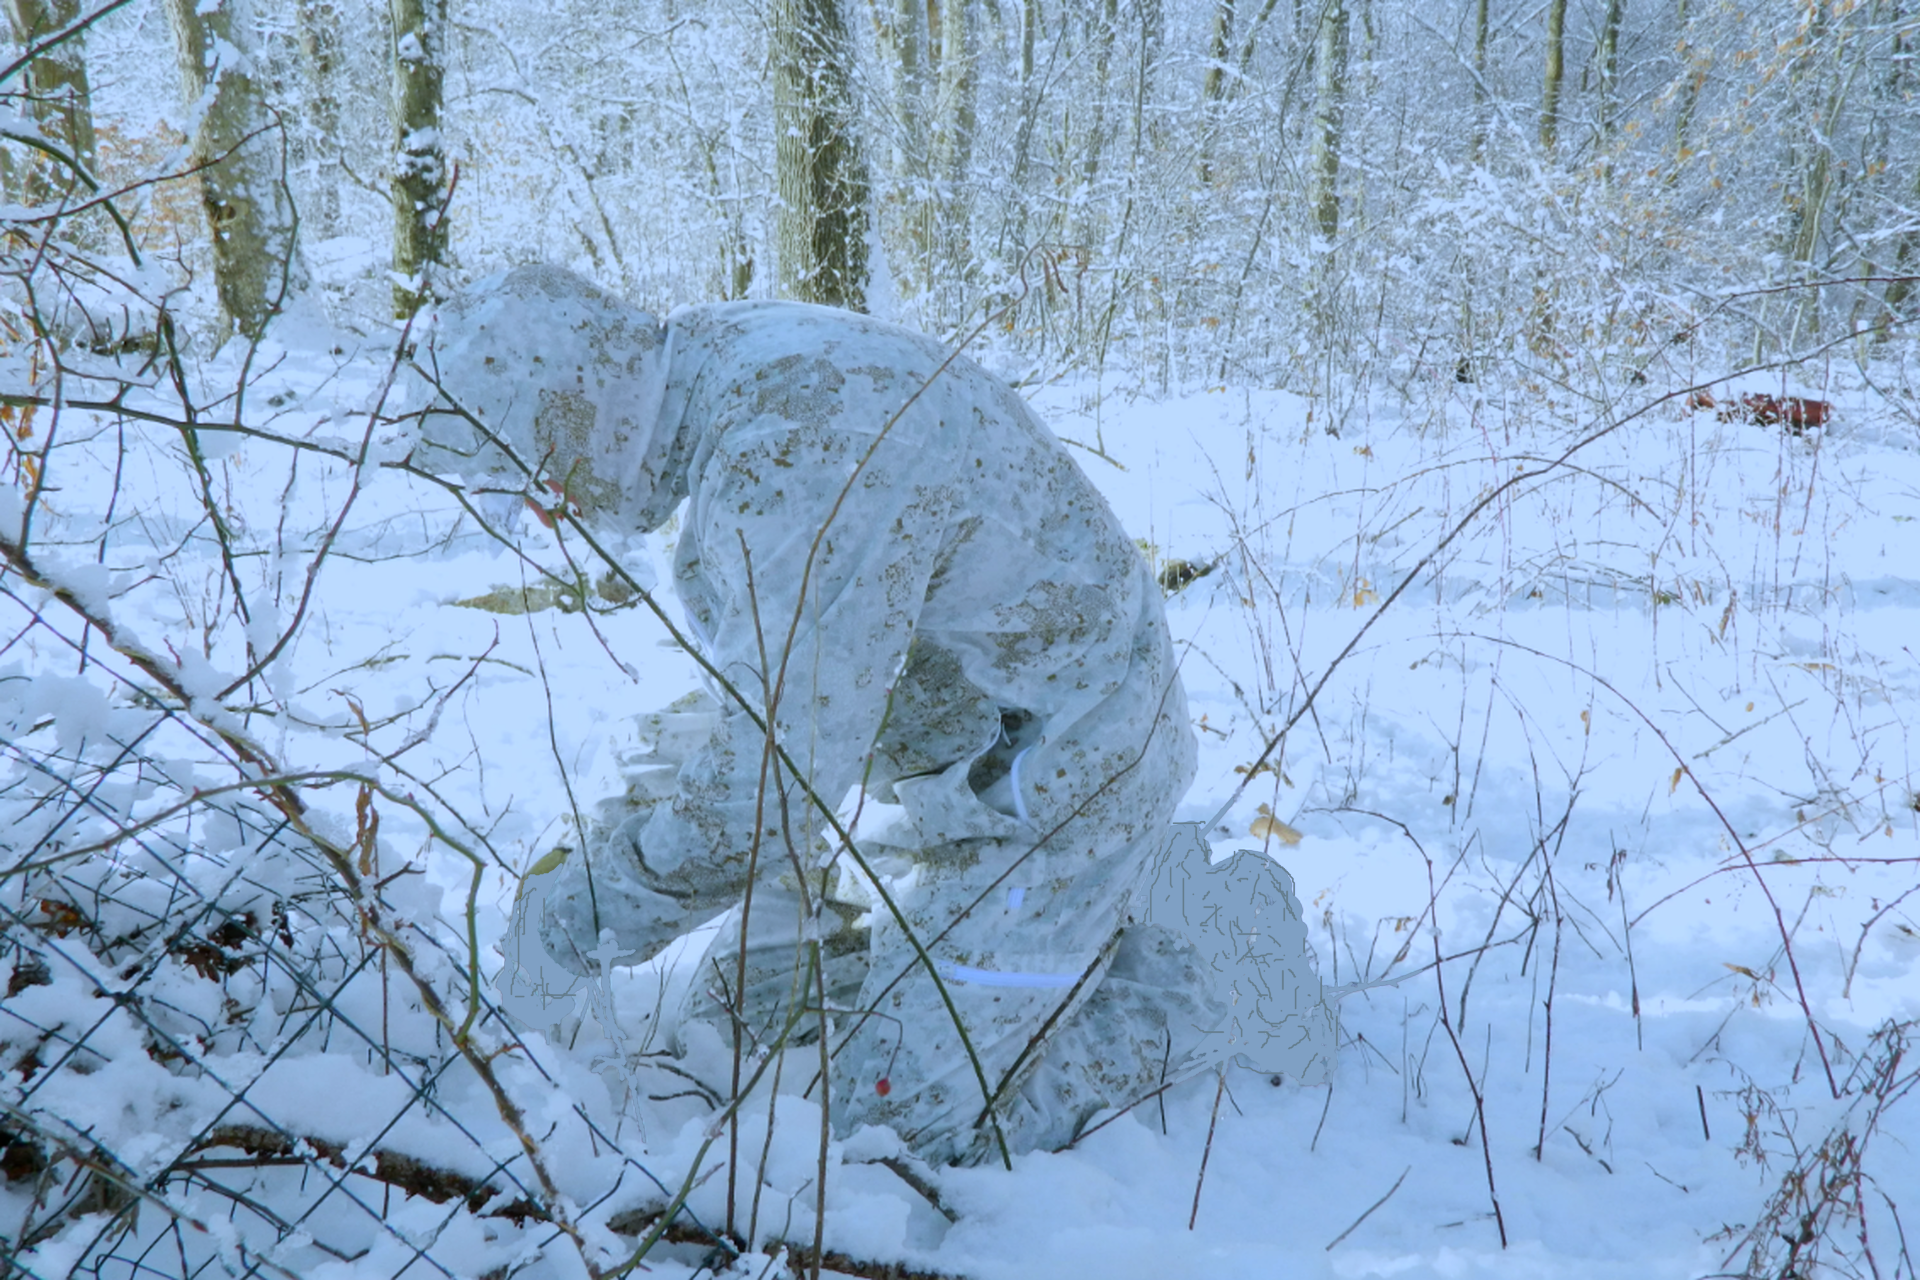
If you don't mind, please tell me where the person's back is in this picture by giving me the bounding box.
[649,299,1193,916]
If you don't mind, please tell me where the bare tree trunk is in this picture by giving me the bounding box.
[932,0,976,294]
[390,0,450,318]
[1199,0,1234,183]
[296,0,343,239]
[868,0,927,167]
[1233,0,1282,85]
[1001,0,1040,258]
[774,0,871,310]
[1671,0,1704,175]
[162,0,308,340]
[1781,4,1843,344]
[933,0,974,196]
[1132,0,1161,159]
[1849,0,1898,333]
[1876,162,1920,332]
[1596,0,1624,138]
[1787,135,1835,277]
[1540,0,1567,154]
[1469,0,1489,160]
[4,0,97,205]
[869,0,929,293]
[1014,0,1039,162]
[1082,0,1118,180]
[1874,10,1918,334]
[1309,0,1348,238]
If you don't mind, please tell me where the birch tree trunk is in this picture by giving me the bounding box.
[1309,0,1348,238]
[1540,0,1567,153]
[4,0,97,205]
[390,0,450,318]
[774,0,871,310]
[162,0,308,340]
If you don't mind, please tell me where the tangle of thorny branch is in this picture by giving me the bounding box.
[0,318,617,1271]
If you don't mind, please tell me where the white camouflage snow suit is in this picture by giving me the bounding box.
[418,265,1224,1164]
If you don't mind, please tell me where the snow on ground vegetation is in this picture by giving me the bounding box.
[2,319,1918,1280]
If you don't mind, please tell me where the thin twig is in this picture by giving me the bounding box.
[1188,1066,1228,1232]
[1424,852,1508,1248]
[1459,632,1843,1099]
[1324,1165,1412,1251]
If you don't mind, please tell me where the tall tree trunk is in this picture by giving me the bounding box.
[297,0,343,239]
[869,0,929,293]
[932,0,976,291]
[1199,0,1234,183]
[1309,0,1348,238]
[162,0,308,340]
[1876,162,1920,333]
[1540,0,1567,153]
[4,0,97,205]
[868,0,926,168]
[1778,4,1846,345]
[1014,0,1038,162]
[1232,0,1281,85]
[390,0,450,318]
[1469,0,1489,160]
[933,0,974,197]
[774,0,871,310]
[1082,0,1118,180]
[1873,9,1918,334]
[1000,0,1040,259]
[1131,0,1160,158]
[1671,0,1704,176]
[1595,0,1625,140]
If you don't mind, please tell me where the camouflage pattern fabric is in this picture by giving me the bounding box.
[422,265,1216,1162]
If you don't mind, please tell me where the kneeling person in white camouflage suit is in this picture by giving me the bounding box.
[418,265,1221,1165]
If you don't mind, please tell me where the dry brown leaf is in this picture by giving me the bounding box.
[1250,815,1303,845]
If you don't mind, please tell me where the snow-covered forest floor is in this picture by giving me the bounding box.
[3,299,1917,1280]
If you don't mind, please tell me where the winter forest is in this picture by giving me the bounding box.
[4,0,1920,1276]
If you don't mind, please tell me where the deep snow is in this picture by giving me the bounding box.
[3,318,1918,1279]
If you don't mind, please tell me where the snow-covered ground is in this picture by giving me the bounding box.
[3,319,1917,1279]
